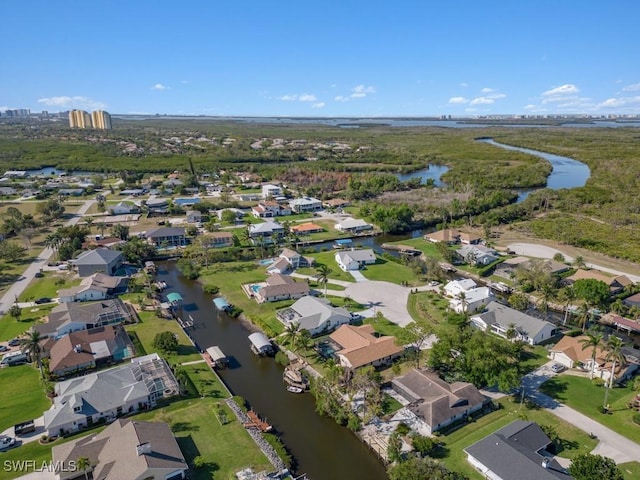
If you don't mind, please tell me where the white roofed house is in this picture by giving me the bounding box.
[248,221,284,244]
[335,218,373,233]
[109,201,140,215]
[277,296,351,336]
[335,249,376,271]
[470,301,559,345]
[266,248,315,274]
[444,279,478,298]
[261,183,281,199]
[289,196,323,213]
[450,287,493,314]
[456,244,500,266]
[185,209,202,223]
[58,272,128,303]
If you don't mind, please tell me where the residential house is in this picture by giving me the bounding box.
[623,292,640,309]
[251,201,292,218]
[185,209,202,223]
[495,257,571,280]
[335,218,373,233]
[565,269,633,295]
[58,188,85,196]
[216,207,245,220]
[44,354,179,436]
[52,419,188,480]
[444,279,478,297]
[35,298,131,339]
[0,186,18,196]
[261,184,281,199]
[254,273,310,303]
[145,198,169,215]
[174,197,200,208]
[600,312,640,335]
[465,421,572,480]
[392,369,488,435]
[72,248,123,278]
[109,202,140,215]
[323,198,350,209]
[276,296,351,336]
[266,248,315,275]
[456,244,500,266]
[424,228,460,244]
[248,221,284,242]
[58,273,128,303]
[329,324,403,369]
[40,325,134,378]
[459,232,482,244]
[289,196,322,213]
[144,227,187,247]
[450,286,493,314]
[291,222,324,235]
[335,249,376,271]
[549,334,637,382]
[202,232,234,248]
[471,301,558,345]
[118,188,145,196]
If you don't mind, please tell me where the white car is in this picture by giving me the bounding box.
[550,363,566,374]
[0,436,16,451]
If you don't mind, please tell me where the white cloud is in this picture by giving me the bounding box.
[330,83,337,88]
[334,95,349,102]
[469,96,494,105]
[151,83,169,90]
[312,102,325,109]
[622,82,640,92]
[460,82,469,88]
[278,93,317,102]
[487,93,506,100]
[37,96,106,110]
[448,97,469,104]
[541,95,588,105]
[598,96,640,108]
[180,80,189,84]
[0,106,9,112]
[350,84,376,98]
[481,87,495,93]
[542,84,579,97]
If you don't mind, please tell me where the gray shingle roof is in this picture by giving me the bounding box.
[473,301,554,338]
[73,248,122,266]
[279,296,350,332]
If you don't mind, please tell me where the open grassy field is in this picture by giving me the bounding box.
[407,291,450,324]
[296,250,354,282]
[18,273,79,302]
[0,440,58,480]
[540,374,640,444]
[360,257,424,286]
[0,365,50,433]
[441,397,598,480]
[0,305,52,342]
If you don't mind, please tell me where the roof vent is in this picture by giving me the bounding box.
[136,442,152,456]
[74,344,82,353]
[542,458,550,469]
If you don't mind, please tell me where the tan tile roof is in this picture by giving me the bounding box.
[259,273,309,298]
[291,222,323,233]
[330,324,403,368]
[425,228,460,242]
[567,269,614,284]
[550,335,607,365]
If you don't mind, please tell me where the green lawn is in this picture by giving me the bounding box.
[407,291,450,324]
[539,374,640,444]
[360,257,424,286]
[0,306,52,342]
[199,261,297,336]
[441,397,598,480]
[0,365,50,433]
[386,237,442,257]
[620,462,640,480]
[0,439,58,480]
[518,345,550,374]
[297,251,354,282]
[126,309,202,366]
[18,274,80,302]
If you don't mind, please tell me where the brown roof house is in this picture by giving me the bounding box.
[202,231,234,248]
[392,369,488,435]
[424,228,460,244]
[253,273,310,303]
[52,419,187,480]
[266,248,315,275]
[565,269,633,295]
[41,325,135,378]
[329,324,403,369]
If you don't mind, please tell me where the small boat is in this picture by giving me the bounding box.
[287,386,303,394]
[213,296,232,312]
[333,238,353,249]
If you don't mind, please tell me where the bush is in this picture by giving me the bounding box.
[203,284,220,294]
[632,413,640,426]
[193,456,206,469]
[592,378,605,387]
[396,422,411,436]
[275,351,290,367]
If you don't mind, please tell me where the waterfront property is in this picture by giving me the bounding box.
[144,227,187,248]
[289,196,322,213]
[248,332,274,356]
[335,249,376,271]
[424,228,461,244]
[251,200,292,218]
[329,324,403,369]
[291,222,324,235]
[40,325,134,378]
[449,286,493,314]
[456,244,500,266]
[276,296,351,336]
[464,420,572,480]
[71,248,124,277]
[470,301,558,345]
[109,201,141,215]
[35,298,132,339]
[57,272,128,303]
[202,231,235,248]
[248,221,285,242]
[266,247,315,274]
[44,354,179,436]
[52,419,188,480]
[245,273,310,303]
[392,369,488,435]
[334,218,373,233]
[565,269,633,296]
[444,278,477,297]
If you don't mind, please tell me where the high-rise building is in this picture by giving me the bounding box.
[69,110,92,128]
[91,110,112,130]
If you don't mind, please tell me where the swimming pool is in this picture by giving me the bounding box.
[250,284,262,293]
[258,259,274,265]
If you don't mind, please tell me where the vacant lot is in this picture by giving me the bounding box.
[0,365,50,433]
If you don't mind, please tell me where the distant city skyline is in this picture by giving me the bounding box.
[2,1,639,117]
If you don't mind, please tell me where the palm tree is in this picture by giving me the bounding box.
[83,217,94,230]
[456,291,468,314]
[505,322,518,341]
[44,232,62,252]
[19,330,44,378]
[95,221,107,238]
[576,303,591,333]
[315,264,332,297]
[557,287,576,326]
[282,322,301,350]
[603,336,626,410]
[610,299,626,316]
[573,255,586,269]
[579,333,603,379]
[76,456,91,480]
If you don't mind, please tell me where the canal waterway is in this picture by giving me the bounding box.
[156,263,389,480]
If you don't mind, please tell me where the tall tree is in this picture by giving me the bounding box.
[569,453,623,480]
[579,333,603,380]
[75,457,91,480]
[315,264,332,297]
[8,303,22,323]
[19,330,44,377]
[603,336,626,412]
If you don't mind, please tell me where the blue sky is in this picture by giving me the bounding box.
[2,1,639,116]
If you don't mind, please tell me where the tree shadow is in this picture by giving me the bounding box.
[556,438,579,455]
[171,421,198,434]
[429,443,450,459]
[538,378,569,401]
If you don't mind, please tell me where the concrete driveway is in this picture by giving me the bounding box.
[344,280,413,327]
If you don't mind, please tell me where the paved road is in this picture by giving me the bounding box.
[0,199,95,316]
[523,362,640,464]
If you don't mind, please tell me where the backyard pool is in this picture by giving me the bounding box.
[250,284,262,294]
[258,259,274,265]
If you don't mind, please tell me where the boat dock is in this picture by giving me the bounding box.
[204,346,228,368]
[381,243,421,256]
[213,296,232,312]
[243,410,273,432]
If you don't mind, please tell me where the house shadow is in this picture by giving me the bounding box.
[176,435,218,472]
[537,378,568,401]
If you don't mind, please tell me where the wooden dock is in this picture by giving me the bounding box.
[381,243,421,256]
[243,410,273,432]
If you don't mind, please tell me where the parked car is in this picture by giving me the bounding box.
[0,436,16,451]
[0,345,8,352]
[34,271,44,278]
[34,297,51,304]
[7,338,20,347]
[551,363,566,373]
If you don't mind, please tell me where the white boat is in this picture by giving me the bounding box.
[286,386,303,394]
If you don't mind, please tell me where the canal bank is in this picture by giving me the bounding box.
[156,262,389,480]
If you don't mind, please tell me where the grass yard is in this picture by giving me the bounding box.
[619,462,640,480]
[0,440,57,480]
[0,306,52,342]
[18,273,80,302]
[518,344,550,374]
[360,257,424,286]
[297,251,354,282]
[407,291,450,324]
[363,316,409,343]
[387,237,442,258]
[441,397,598,480]
[134,397,271,479]
[0,365,50,433]
[539,374,640,444]
[126,309,202,366]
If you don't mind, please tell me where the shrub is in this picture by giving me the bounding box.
[396,422,411,436]
[203,284,220,294]
[592,378,605,387]
[275,351,290,367]
[632,413,640,426]
[193,456,206,469]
